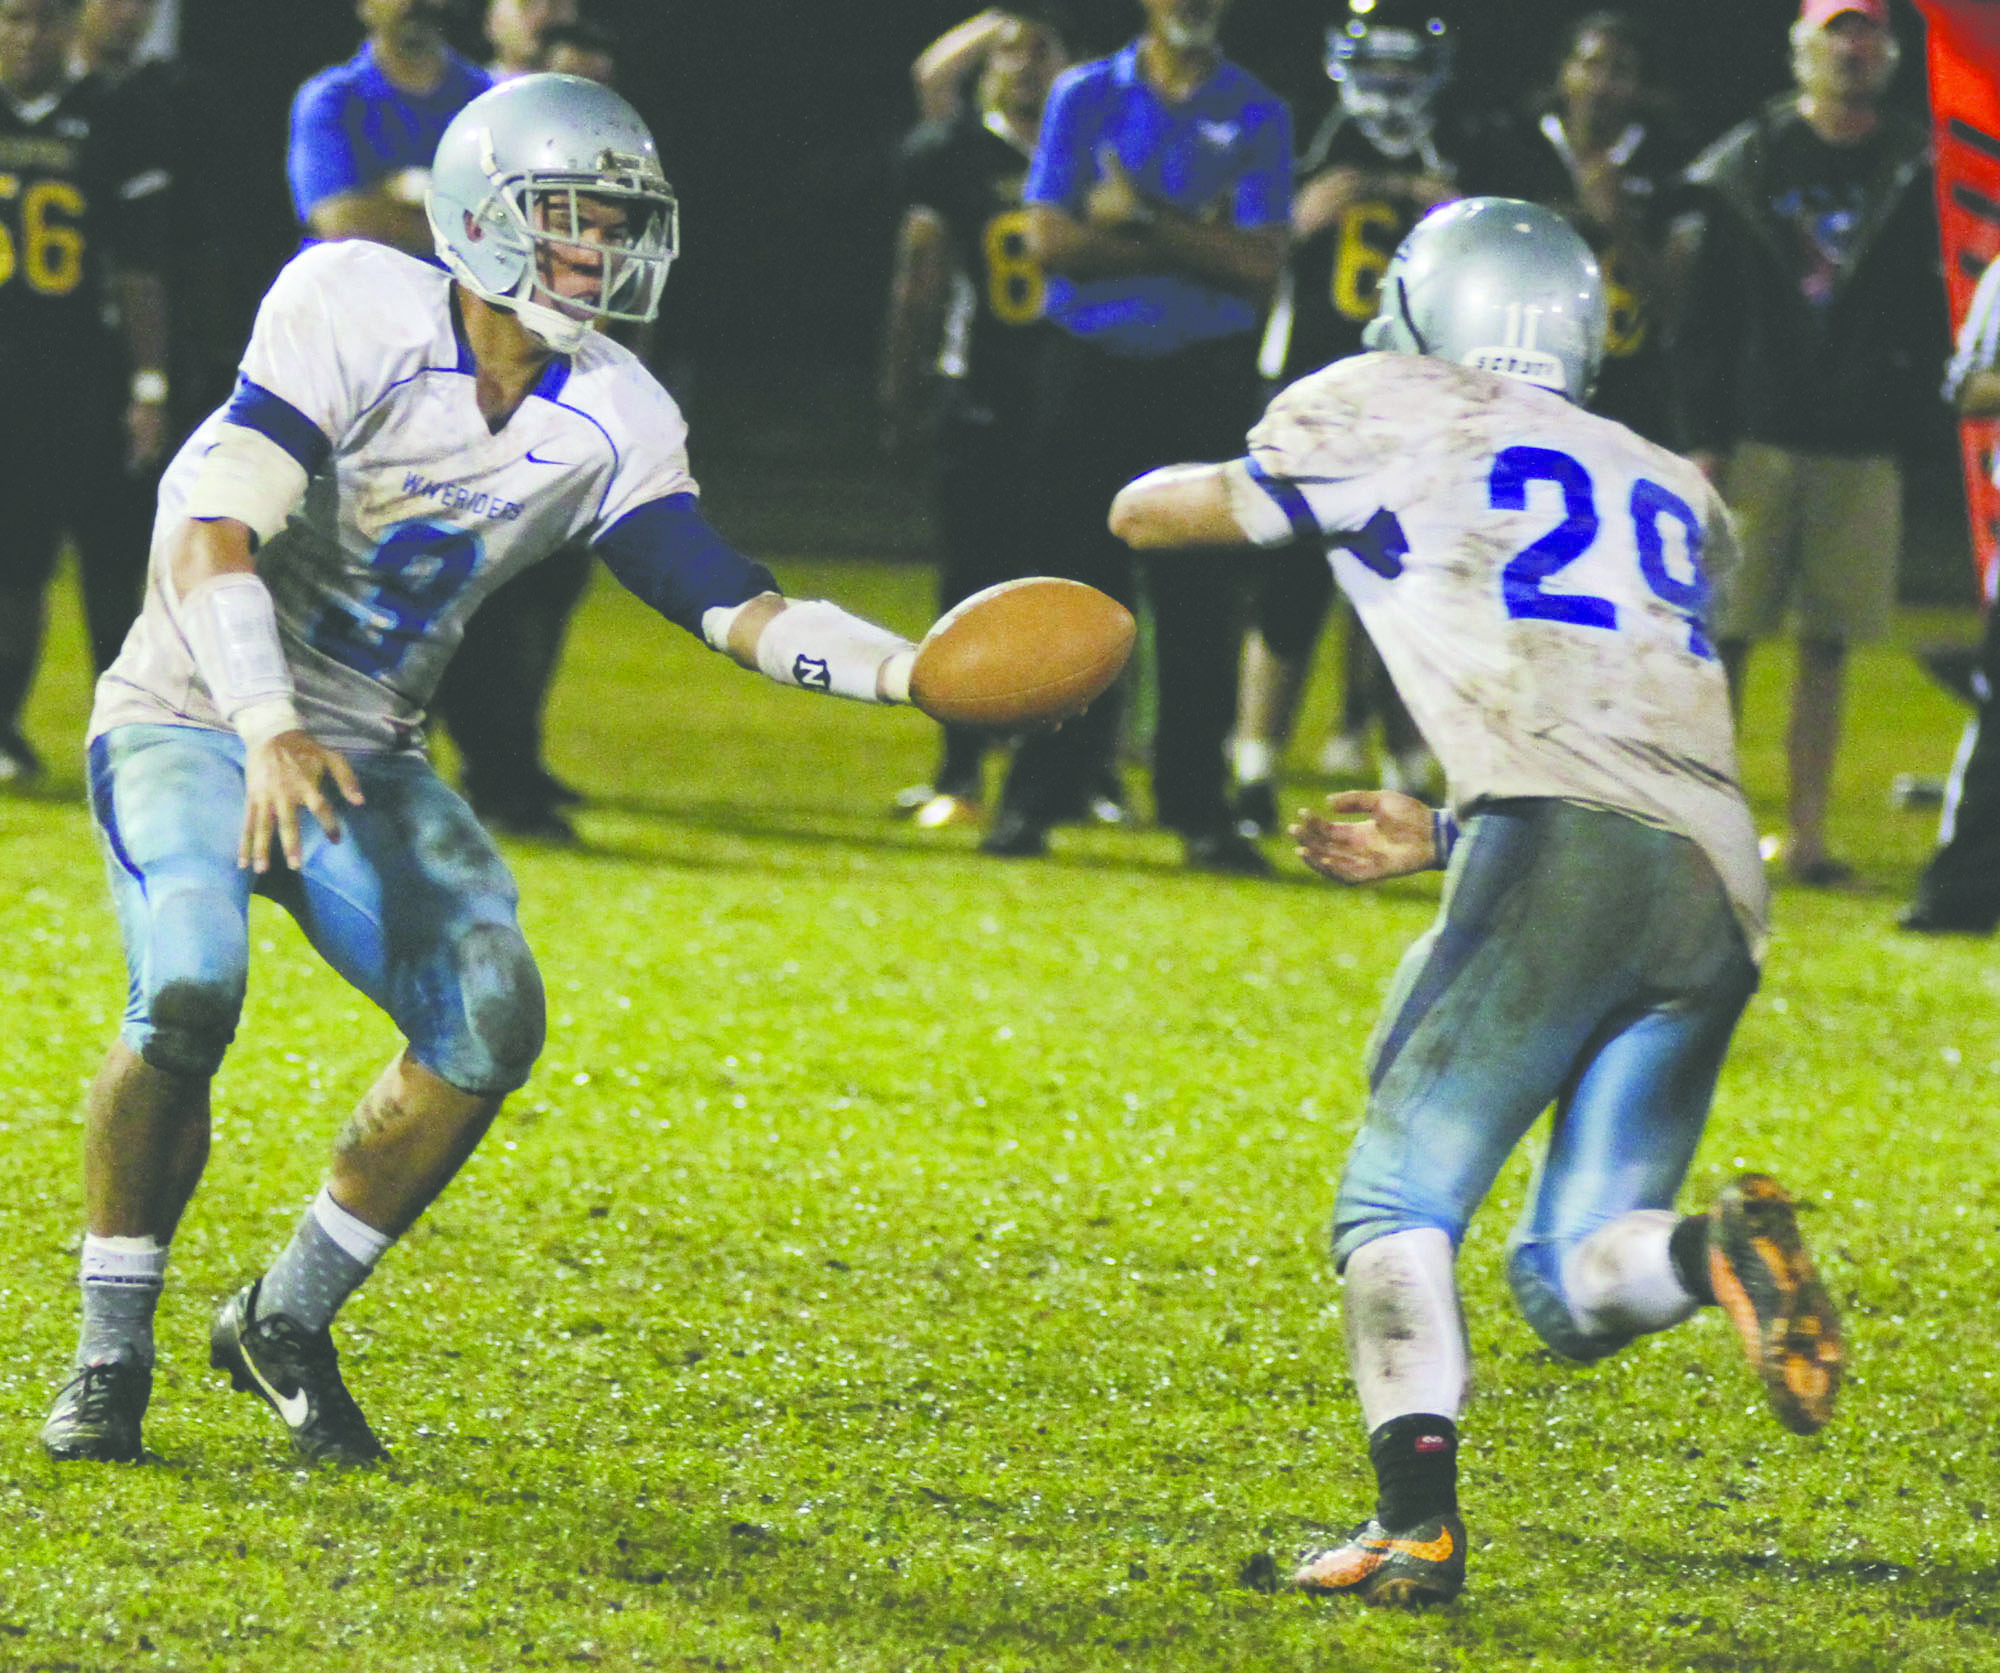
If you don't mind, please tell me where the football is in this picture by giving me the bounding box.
[909,577,1136,729]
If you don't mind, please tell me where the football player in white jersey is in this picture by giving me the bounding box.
[1108,199,1843,1606]
[41,75,942,1468]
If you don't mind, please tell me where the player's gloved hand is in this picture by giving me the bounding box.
[239,730,366,875]
[1291,788,1436,884]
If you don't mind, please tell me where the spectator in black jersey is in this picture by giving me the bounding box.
[1230,0,1468,838]
[880,5,1072,830]
[1501,11,1690,446]
[0,0,168,784]
[73,0,261,444]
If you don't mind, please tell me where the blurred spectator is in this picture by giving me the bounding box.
[980,0,1289,873]
[0,0,169,783]
[288,0,490,255]
[1901,258,2000,933]
[485,0,576,81]
[913,7,1013,126]
[880,6,1071,830]
[1671,0,1943,885]
[73,0,259,434]
[542,15,615,85]
[1505,10,1689,444]
[427,0,621,842]
[1231,0,1463,837]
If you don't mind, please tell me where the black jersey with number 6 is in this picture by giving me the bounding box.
[1277,111,1484,384]
[0,75,164,370]
[898,111,1057,426]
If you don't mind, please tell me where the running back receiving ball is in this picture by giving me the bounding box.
[1107,197,1842,1608]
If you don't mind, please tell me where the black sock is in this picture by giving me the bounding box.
[0,657,33,734]
[1369,1413,1458,1528]
[1668,1212,1716,1306]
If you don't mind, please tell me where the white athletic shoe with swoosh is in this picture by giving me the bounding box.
[209,1281,386,1466]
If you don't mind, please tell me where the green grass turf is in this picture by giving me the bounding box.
[4,558,1999,1671]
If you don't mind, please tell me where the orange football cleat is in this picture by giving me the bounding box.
[1708,1173,1844,1436]
[1292,1513,1465,1607]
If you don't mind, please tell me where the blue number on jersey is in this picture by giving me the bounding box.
[312,521,483,679]
[1630,479,1711,658]
[1491,446,1613,630]
[1490,447,1711,658]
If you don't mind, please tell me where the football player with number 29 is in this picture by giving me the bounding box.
[40,74,944,1469]
[1111,198,1843,1606]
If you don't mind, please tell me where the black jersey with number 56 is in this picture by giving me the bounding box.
[897,111,1056,425]
[0,75,164,366]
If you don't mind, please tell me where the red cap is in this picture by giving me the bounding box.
[1798,0,1889,27]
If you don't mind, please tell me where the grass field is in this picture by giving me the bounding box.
[4,557,2000,1672]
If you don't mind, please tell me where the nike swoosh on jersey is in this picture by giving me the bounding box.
[525,449,571,466]
[243,1357,311,1428]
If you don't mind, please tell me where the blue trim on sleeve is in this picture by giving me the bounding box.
[1245,458,1321,544]
[224,376,332,475]
[594,493,779,637]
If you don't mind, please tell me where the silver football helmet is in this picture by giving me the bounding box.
[428,73,678,353]
[1326,5,1452,158]
[1362,197,1607,403]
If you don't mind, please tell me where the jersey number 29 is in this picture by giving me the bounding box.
[1490,445,1711,658]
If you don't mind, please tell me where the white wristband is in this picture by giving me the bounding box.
[752,598,915,703]
[179,571,297,725]
[233,697,304,747]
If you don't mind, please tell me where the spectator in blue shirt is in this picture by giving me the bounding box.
[979,0,1291,873]
[288,0,491,256]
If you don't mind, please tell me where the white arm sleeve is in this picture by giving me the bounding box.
[182,425,310,545]
[742,598,916,703]
[178,572,302,745]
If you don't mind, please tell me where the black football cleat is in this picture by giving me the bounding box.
[1292,1513,1466,1607]
[209,1283,387,1466]
[1184,826,1272,877]
[1708,1174,1843,1436]
[1231,779,1280,839]
[980,811,1050,858]
[40,1360,151,1463]
[1897,889,2000,936]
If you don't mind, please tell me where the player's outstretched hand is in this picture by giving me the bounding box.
[1291,788,1435,884]
[240,731,365,875]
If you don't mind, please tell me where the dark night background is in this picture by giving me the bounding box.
[183,0,1922,373]
[171,0,1966,583]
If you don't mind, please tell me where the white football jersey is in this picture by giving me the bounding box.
[1244,353,1767,957]
[94,240,697,753]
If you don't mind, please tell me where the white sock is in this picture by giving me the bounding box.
[1343,1227,1470,1431]
[1562,1210,1699,1339]
[77,1233,169,1366]
[1233,736,1277,785]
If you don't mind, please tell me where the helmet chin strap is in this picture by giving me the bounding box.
[442,245,596,355]
[507,294,594,354]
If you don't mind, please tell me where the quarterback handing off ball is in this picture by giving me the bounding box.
[910,578,1135,729]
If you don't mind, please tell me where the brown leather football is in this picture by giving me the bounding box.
[909,577,1136,729]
